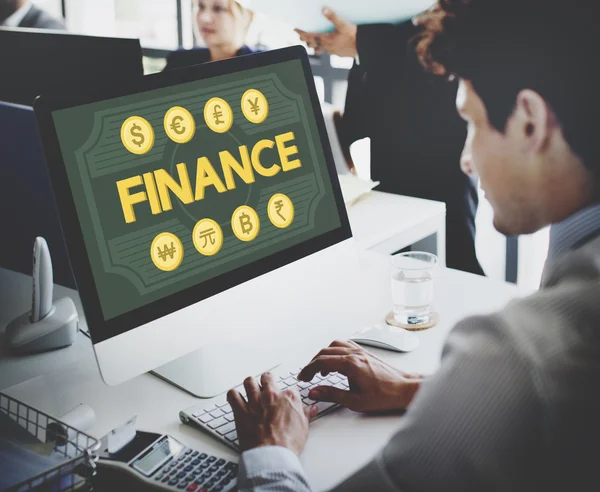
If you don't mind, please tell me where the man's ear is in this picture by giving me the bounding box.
[512,89,554,154]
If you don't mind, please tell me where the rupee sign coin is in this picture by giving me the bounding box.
[193,218,224,256]
[164,106,196,144]
[151,232,184,272]
[121,116,155,155]
[204,97,233,133]
[231,205,260,242]
[267,193,294,229]
[241,89,269,124]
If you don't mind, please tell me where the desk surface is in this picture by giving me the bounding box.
[1,251,526,491]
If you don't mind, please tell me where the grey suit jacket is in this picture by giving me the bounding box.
[19,5,66,30]
[239,224,600,490]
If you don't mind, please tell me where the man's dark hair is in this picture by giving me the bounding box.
[415,0,599,172]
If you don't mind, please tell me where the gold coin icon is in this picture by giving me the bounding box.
[204,97,233,133]
[121,116,155,155]
[150,232,184,272]
[231,205,260,242]
[164,106,196,144]
[267,193,295,229]
[241,89,269,124]
[193,218,223,256]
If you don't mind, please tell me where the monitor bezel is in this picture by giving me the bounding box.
[34,45,352,344]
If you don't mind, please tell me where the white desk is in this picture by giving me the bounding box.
[347,191,446,264]
[1,251,524,491]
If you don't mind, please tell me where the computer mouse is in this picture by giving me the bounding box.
[350,324,420,353]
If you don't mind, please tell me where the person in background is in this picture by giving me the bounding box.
[164,0,255,71]
[0,0,66,29]
[225,0,600,490]
[297,8,484,276]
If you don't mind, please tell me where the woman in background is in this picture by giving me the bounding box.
[165,0,254,70]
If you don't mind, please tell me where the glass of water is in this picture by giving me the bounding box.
[390,252,438,329]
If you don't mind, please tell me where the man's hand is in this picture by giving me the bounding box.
[227,373,317,456]
[296,8,358,58]
[298,340,424,413]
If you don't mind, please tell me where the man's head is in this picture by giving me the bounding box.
[416,0,599,236]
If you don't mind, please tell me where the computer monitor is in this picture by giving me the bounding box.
[0,101,74,288]
[0,27,143,107]
[34,46,356,397]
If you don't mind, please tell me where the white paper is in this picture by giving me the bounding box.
[249,0,435,32]
[338,174,379,206]
[107,415,137,454]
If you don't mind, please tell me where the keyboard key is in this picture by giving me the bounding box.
[234,439,240,446]
[201,404,217,414]
[220,404,232,414]
[297,381,312,389]
[217,421,236,436]
[210,409,225,418]
[224,413,235,422]
[224,430,237,441]
[197,413,212,424]
[208,417,228,429]
[315,401,337,413]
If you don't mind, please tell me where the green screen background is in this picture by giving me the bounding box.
[52,60,342,320]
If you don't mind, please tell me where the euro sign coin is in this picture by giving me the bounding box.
[267,193,295,229]
[121,116,155,155]
[193,218,224,256]
[151,232,184,272]
[204,97,233,133]
[231,205,260,242]
[241,89,269,124]
[164,106,196,144]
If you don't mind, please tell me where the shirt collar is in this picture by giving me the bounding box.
[548,204,600,259]
[1,1,33,27]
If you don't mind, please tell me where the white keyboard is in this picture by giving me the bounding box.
[179,369,349,451]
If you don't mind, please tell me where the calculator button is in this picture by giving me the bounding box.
[216,459,226,466]
[192,459,200,466]
[177,472,186,479]
[199,453,207,460]
[186,485,198,491]
[213,485,224,491]
[209,465,219,473]
[185,449,192,455]
[177,483,188,489]
[225,463,237,471]
[185,465,193,472]
[207,456,217,463]
[185,457,192,463]
[169,479,179,486]
[200,462,210,469]
[191,451,199,458]
[162,476,170,483]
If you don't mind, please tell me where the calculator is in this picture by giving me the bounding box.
[96,430,237,491]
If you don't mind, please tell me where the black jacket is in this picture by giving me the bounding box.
[164,46,255,71]
[340,20,483,275]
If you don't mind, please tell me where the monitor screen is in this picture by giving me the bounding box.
[45,48,350,343]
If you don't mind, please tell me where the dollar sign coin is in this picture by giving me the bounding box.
[241,89,269,124]
[267,193,295,229]
[121,116,155,155]
[164,106,196,144]
[204,97,233,133]
[150,232,184,272]
[231,205,260,242]
[193,218,224,256]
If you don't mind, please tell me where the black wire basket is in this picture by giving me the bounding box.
[0,392,101,492]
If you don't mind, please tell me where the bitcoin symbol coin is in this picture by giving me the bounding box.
[204,97,233,133]
[267,193,295,229]
[231,205,260,242]
[164,106,196,144]
[121,116,155,155]
[193,218,224,256]
[241,89,269,124]
[150,232,184,272]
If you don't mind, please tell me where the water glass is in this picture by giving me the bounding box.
[391,252,438,328]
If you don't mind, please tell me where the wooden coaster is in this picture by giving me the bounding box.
[385,311,439,331]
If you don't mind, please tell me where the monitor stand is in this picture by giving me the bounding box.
[150,340,281,398]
